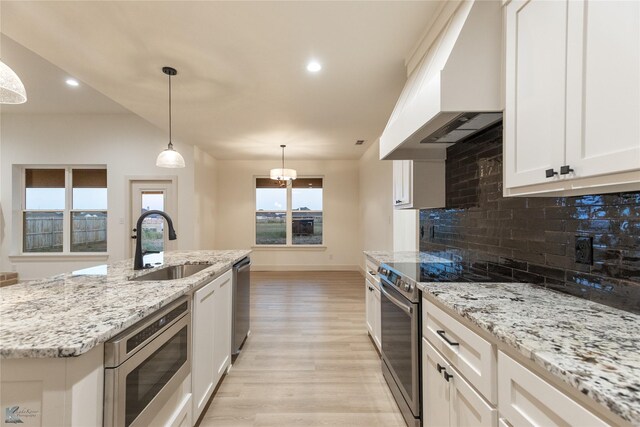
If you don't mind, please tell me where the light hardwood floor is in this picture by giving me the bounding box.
[198,271,405,427]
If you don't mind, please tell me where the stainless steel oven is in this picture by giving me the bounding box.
[378,265,421,427]
[104,297,191,427]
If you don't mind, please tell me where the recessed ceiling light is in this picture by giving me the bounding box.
[65,78,79,87]
[306,60,322,73]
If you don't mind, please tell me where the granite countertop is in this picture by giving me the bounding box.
[364,250,452,264]
[0,250,250,359]
[365,251,640,426]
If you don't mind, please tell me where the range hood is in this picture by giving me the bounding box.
[380,0,503,160]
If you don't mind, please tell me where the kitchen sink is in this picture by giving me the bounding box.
[131,264,212,281]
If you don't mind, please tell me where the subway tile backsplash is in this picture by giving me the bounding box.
[419,125,640,314]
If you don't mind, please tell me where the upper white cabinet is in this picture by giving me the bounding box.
[504,0,640,196]
[392,160,445,209]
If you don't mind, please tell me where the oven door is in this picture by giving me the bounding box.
[104,313,191,427]
[380,277,420,417]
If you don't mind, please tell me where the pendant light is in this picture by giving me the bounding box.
[0,60,27,104]
[156,66,185,168]
[270,145,297,182]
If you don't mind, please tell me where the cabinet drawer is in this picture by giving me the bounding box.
[498,352,610,427]
[423,298,496,404]
[365,259,380,284]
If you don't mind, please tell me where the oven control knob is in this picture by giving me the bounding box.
[404,283,411,292]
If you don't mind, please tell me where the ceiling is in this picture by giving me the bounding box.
[0,1,443,160]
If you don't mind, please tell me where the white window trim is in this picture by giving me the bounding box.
[19,165,108,256]
[254,175,324,248]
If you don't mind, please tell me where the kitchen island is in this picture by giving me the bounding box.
[365,251,640,427]
[0,249,250,427]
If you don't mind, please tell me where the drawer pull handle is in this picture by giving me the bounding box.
[436,363,445,373]
[545,168,558,178]
[560,165,574,175]
[436,330,459,346]
[443,371,453,382]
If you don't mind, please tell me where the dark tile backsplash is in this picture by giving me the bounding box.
[419,125,640,314]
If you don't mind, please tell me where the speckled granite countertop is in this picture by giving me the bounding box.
[0,250,250,359]
[365,251,640,426]
[364,250,452,264]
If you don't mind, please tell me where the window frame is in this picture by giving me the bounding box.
[21,165,108,255]
[254,175,324,248]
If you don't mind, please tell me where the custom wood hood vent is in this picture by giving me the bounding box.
[380,0,503,160]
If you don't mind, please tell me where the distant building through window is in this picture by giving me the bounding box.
[255,177,323,246]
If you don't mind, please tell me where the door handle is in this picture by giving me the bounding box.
[560,165,574,175]
[545,168,558,178]
[436,363,445,373]
[443,370,453,382]
[380,285,412,315]
[436,330,460,346]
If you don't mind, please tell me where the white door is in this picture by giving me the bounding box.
[365,279,375,336]
[423,338,451,427]
[450,365,497,427]
[393,160,411,207]
[192,279,217,421]
[565,0,640,179]
[504,0,568,188]
[213,270,233,385]
[129,179,177,257]
[372,286,382,350]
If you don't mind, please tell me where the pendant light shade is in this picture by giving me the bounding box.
[156,66,185,168]
[0,60,27,104]
[270,145,297,181]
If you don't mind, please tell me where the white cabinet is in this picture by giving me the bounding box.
[498,352,610,427]
[392,160,445,209]
[192,269,232,422]
[423,338,497,427]
[213,270,232,385]
[504,0,640,196]
[423,298,496,404]
[364,261,381,352]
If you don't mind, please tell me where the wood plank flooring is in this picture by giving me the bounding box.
[199,271,405,427]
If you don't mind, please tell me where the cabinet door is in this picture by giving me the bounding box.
[393,160,412,207]
[373,286,382,351]
[498,352,610,427]
[192,279,217,420]
[504,0,568,188]
[213,270,233,385]
[423,338,451,427]
[365,280,374,336]
[450,365,497,427]
[565,0,640,178]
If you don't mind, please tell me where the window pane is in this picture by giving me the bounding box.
[256,212,286,245]
[71,211,107,252]
[142,192,164,213]
[292,188,322,211]
[141,214,165,253]
[25,188,65,210]
[72,188,107,210]
[292,212,322,245]
[256,188,286,211]
[23,211,63,252]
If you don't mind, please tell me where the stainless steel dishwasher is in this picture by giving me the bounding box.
[232,257,251,355]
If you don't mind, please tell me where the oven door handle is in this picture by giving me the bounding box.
[380,285,413,315]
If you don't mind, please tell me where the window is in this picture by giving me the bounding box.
[23,167,107,253]
[255,177,323,246]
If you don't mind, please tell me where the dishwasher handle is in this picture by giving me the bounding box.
[234,257,251,271]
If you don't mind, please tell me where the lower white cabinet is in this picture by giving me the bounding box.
[192,269,233,422]
[365,277,381,352]
[423,338,497,427]
[498,352,610,427]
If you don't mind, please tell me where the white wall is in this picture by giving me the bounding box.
[214,159,360,271]
[358,140,393,270]
[193,145,217,250]
[0,113,198,279]
[393,209,419,251]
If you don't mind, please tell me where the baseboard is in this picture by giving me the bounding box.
[251,264,360,272]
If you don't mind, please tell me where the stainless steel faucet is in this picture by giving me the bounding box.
[133,210,177,270]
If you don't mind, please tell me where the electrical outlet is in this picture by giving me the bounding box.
[575,236,593,265]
